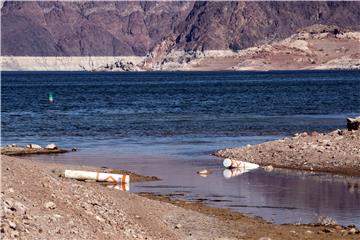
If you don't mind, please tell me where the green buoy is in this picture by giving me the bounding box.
[48,92,54,103]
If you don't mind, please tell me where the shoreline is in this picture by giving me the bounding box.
[1,155,359,239]
[215,128,360,177]
[1,62,360,72]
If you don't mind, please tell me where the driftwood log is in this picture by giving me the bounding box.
[347,117,360,131]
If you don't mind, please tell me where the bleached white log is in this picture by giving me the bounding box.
[64,170,129,183]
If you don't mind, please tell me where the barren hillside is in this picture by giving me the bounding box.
[1,1,360,56]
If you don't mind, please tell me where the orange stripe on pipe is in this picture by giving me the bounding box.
[232,160,239,168]
[122,175,126,184]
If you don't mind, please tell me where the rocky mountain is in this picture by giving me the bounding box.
[1,1,195,56]
[1,1,360,56]
[174,1,360,51]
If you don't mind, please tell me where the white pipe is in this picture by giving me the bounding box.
[223,158,259,169]
[64,170,130,183]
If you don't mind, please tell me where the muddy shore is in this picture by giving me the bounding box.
[1,155,359,239]
[215,129,360,176]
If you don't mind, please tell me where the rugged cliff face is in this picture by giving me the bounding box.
[0,1,194,56]
[1,1,360,56]
[174,1,360,51]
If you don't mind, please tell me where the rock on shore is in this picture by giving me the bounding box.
[215,129,360,176]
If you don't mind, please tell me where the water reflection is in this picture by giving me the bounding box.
[223,168,251,179]
[104,183,130,192]
[134,166,360,226]
[22,151,360,226]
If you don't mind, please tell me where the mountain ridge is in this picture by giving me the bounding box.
[1,1,360,57]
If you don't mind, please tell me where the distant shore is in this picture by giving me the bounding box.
[2,27,360,72]
[2,55,359,72]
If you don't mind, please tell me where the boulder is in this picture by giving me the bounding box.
[347,117,360,131]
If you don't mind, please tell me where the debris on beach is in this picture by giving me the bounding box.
[64,170,130,184]
[196,169,213,177]
[221,158,259,179]
[223,158,260,170]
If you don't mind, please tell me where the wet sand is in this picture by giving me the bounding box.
[215,129,360,176]
[1,155,359,239]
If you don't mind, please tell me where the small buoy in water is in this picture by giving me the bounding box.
[196,169,213,177]
[48,92,54,103]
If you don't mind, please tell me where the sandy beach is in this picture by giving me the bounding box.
[1,153,359,240]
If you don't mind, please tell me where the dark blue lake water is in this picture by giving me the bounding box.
[2,70,360,226]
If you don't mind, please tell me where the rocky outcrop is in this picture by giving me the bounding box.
[97,59,143,72]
